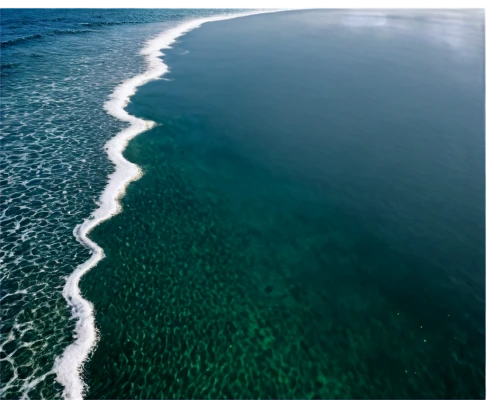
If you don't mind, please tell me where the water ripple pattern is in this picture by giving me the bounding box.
[0,9,261,399]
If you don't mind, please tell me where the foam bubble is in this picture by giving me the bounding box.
[53,9,285,400]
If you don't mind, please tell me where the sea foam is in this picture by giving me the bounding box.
[53,10,283,400]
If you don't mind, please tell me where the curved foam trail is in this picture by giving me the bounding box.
[53,9,285,400]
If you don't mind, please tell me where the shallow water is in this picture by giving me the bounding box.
[80,9,485,399]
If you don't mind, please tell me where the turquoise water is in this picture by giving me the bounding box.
[80,9,484,399]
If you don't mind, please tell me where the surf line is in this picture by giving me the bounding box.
[53,9,285,400]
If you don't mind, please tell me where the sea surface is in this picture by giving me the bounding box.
[1,8,485,400]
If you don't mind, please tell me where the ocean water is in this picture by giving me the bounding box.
[79,9,484,399]
[1,8,484,400]
[0,9,255,399]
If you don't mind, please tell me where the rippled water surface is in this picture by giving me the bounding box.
[0,9,245,398]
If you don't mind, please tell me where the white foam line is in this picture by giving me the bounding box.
[53,9,286,400]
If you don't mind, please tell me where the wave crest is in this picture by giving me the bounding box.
[1,34,43,48]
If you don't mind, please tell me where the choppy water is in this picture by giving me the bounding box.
[81,9,485,399]
[0,9,250,399]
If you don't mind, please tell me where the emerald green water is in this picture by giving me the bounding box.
[80,10,484,399]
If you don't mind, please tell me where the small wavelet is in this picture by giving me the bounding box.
[1,34,43,48]
[1,62,22,70]
[50,29,95,36]
[79,21,132,28]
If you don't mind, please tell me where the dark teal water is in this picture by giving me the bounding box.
[80,9,485,399]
